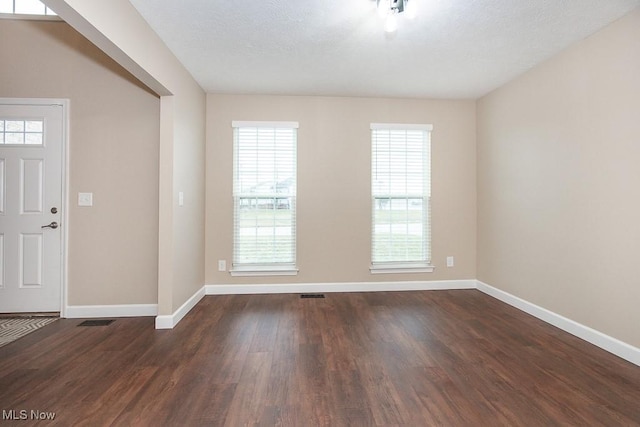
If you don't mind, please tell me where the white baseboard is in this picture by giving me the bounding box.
[151,278,640,367]
[153,280,473,330]
[65,304,158,318]
[476,280,640,367]
[205,279,476,295]
[155,286,205,329]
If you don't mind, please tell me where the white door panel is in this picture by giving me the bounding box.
[21,158,44,213]
[21,233,43,287]
[0,102,64,312]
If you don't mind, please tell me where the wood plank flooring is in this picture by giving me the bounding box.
[0,290,639,426]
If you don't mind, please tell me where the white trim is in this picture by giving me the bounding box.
[154,286,205,329]
[65,304,158,318]
[476,281,640,367]
[146,278,640,367]
[0,13,62,21]
[370,264,435,274]
[232,121,299,129]
[206,280,476,295]
[230,266,299,277]
[61,100,70,318]
[153,280,473,329]
[370,123,433,131]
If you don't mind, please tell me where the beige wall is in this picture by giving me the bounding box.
[171,93,206,311]
[0,20,160,305]
[46,0,207,315]
[207,94,477,285]
[477,9,640,347]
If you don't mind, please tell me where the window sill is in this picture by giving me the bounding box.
[0,13,62,21]
[369,263,435,274]
[230,266,299,277]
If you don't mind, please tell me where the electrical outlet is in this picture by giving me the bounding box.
[218,260,226,272]
[446,256,454,267]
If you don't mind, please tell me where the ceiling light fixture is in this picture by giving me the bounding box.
[384,13,398,33]
[377,0,415,33]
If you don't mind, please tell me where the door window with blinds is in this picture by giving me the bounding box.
[370,123,434,273]
[232,121,298,275]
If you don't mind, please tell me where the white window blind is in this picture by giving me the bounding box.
[232,121,297,269]
[371,123,432,266]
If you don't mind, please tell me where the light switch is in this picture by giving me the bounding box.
[178,191,184,207]
[218,260,226,272]
[446,256,454,267]
[78,192,93,207]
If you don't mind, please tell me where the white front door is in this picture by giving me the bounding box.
[0,101,64,313]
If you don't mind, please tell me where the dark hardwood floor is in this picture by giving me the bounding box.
[0,290,639,426]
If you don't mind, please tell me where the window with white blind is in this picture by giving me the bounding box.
[371,123,434,274]
[231,121,298,276]
[0,0,58,16]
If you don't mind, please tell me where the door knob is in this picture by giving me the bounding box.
[41,222,59,229]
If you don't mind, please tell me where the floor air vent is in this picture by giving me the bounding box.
[78,319,115,327]
[300,294,325,299]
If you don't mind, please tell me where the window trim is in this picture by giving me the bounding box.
[370,123,433,132]
[369,263,435,274]
[370,123,434,274]
[0,13,60,20]
[232,120,299,129]
[231,121,298,275]
[229,265,299,277]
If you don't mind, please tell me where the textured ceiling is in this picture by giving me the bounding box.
[129,0,640,99]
